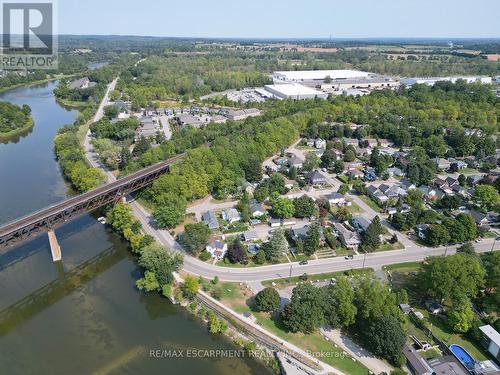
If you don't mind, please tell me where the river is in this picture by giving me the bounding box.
[0,82,271,375]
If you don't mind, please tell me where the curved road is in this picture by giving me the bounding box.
[86,79,500,282]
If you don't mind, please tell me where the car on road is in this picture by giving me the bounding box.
[475,238,483,243]
[345,255,354,260]
[299,261,308,265]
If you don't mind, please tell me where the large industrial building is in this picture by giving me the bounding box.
[272,69,372,82]
[264,83,329,100]
[272,69,400,92]
[401,76,492,87]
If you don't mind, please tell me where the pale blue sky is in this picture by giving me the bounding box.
[59,0,500,39]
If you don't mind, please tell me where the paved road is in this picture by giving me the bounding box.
[84,119,500,282]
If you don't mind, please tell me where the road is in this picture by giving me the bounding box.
[83,109,500,282]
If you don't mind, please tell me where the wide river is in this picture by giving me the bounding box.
[0,82,271,375]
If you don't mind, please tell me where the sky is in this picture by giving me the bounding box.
[58,0,500,39]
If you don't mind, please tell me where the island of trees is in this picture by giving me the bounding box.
[0,101,33,139]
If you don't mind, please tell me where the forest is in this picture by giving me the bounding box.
[0,101,32,136]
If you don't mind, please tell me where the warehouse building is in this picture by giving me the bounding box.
[264,83,329,100]
[272,69,371,82]
[401,76,492,87]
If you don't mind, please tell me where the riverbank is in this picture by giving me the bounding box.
[0,74,75,94]
[0,118,34,141]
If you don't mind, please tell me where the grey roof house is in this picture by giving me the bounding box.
[202,211,219,230]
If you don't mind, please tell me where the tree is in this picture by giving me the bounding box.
[419,254,486,303]
[281,284,326,333]
[106,203,139,235]
[455,213,478,241]
[182,275,199,299]
[153,196,187,228]
[333,160,344,174]
[266,230,288,263]
[335,206,352,223]
[103,104,119,119]
[132,136,151,157]
[138,243,183,286]
[243,156,263,183]
[457,242,475,255]
[361,216,383,252]
[304,223,321,256]
[343,149,356,162]
[303,153,320,172]
[338,184,349,195]
[473,185,500,210]
[324,277,357,328]
[354,277,399,325]
[136,271,160,292]
[426,224,450,246]
[254,249,266,265]
[227,237,247,263]
[272,198,295,219]
[448,298,475,333]
[293,195,316,218]
[321,149,337,169]
[255,287,280,312]
[365,316,406,366]
[181,223,212,255]
[405,189,424,209]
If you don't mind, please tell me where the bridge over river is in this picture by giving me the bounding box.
[0,153,184,260]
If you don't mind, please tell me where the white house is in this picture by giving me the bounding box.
[222,208,241,223]
[206,236,228,260]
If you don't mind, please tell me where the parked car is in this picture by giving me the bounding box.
[345,255,354,260]
[299,261,308,266]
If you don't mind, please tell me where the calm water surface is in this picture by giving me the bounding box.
[0,82,270,375]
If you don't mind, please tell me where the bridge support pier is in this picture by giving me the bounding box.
[48,229,62,262]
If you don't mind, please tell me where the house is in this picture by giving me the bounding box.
[210,115,227,124]
[344,138,359,147]
[136,116,157,139]
[470,210,491,228]
[425,300,444,314]
[467,174,484,186]
[288,156,303,169]
[69,77,96,90]
[400,180,416,191]
[242,181,256,194]
[449,158,468,171]
[333,223,361,249]
[282,218,297,226]
[433,158,451,170]
[417,224,429,240]
[351,216,370,232]
[426,356,468,375]
[222,208,241,223]
[250,202,266,218]
[378,139,392,148]
[308,170,327,185]
[379,184,407,199]
[419,186,438,201]
[403,344,433,375]
[242,230,258,242]
[202,211,219,230]
[226,108,261,121]
[399,304,412,315]
[292,225,325,242]
[386,207,398,215]
[325,192,350,206]
[306,139,316,147]
[176,114,202,127]
[284,178,295,190]
[206,236,227,260]
[479,325,500,361]
[363,167,377,181]
[387,167,405,177]
[315,138,326,149]
[346,168,364,179]
[269,218,281,228]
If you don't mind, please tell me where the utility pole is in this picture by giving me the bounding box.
[444,245,449,257]
[289,264,292,280]
[491,238,497,253]
[362,252,367,270]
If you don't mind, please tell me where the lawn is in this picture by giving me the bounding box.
[262,268,374,288]
[387,264,491,363]
[347,201,362,213]
[377,242,404,251]
[383,261,422,272]
[359,195,383,213]
[218,282,369,375]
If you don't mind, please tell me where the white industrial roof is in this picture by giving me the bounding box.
[480,325,500,344]
[265,83,326,97]
[273,69,371,81]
